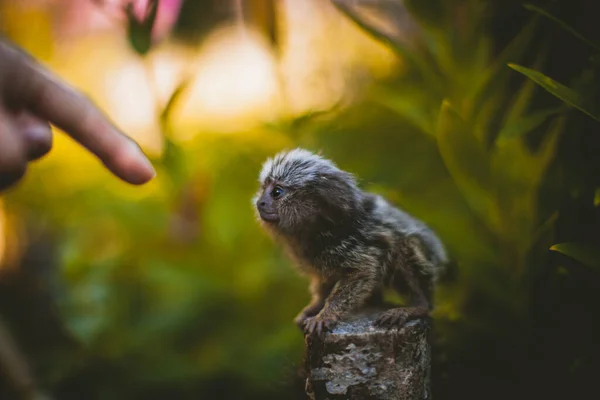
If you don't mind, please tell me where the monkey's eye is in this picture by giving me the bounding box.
[270,186,285,199]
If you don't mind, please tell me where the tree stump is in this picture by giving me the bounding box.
[304,311,431,400]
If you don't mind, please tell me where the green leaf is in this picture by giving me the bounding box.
[161,137,186,187]
[472,19,542,145]
[594,188,600,207]
[472,17,539,113]
[524,4,600,52]
[436,100,502,231]
[160,77,192,133]
[126,0,158,56]
[437,101,491,188]
[499,48,547,124]
[491,116,563,249]
[371,86,437,137]
[508,63,600,122]
[486,48,547,146]
[550,242,600,269]
[496,107,563,142]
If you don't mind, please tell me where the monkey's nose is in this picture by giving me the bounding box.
[258,200,266,208]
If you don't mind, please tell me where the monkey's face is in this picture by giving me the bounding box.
[254,180,320,233]
[255,182,284,223]
[254,148,360,235]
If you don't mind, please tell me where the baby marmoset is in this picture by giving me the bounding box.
[254,148,448,336]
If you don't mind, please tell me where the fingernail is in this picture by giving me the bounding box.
[135,151,157,183]
[121,142,157,185]
[140,151,157,178]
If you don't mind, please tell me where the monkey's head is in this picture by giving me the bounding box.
[253,148,362,235]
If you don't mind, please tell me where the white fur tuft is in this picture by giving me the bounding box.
[258,148,340,186]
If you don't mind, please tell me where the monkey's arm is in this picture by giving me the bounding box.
[303,267,379,336]
[294,276,335,328]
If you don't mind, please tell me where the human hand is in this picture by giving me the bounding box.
[0,38,156,191]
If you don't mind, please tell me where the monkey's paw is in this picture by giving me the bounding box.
[302,315,338,337]
[374,307,428,328]
[294,304,324,329]
[294,312,311,329]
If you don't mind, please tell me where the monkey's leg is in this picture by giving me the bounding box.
[294,276,335,329]
[304,269,379,336]
[376,239,433,328]
[374,274,430,328]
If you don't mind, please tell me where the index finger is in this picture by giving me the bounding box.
[2,41,156,185]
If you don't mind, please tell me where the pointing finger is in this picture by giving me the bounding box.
[1,41,156,185]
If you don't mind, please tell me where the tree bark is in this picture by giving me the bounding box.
[304,311,431,400]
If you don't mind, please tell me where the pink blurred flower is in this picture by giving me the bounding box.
[53,0,183,42]
[130,0,183,41]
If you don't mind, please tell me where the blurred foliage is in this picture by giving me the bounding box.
[509,4,600,121]
[328,0,561,311]
[0,0,599,399]
[126,0,159,56]
[550,243,600,269]
[316,2,600,399]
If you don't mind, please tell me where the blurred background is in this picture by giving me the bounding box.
[0,0,599,399]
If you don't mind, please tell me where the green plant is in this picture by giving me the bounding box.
[508,3,600,268]
[325,0,563,315]
[509,4,600,122]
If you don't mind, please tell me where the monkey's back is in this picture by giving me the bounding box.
[364,193,448,270]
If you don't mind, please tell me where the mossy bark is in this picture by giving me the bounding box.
[304,312,431,400]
